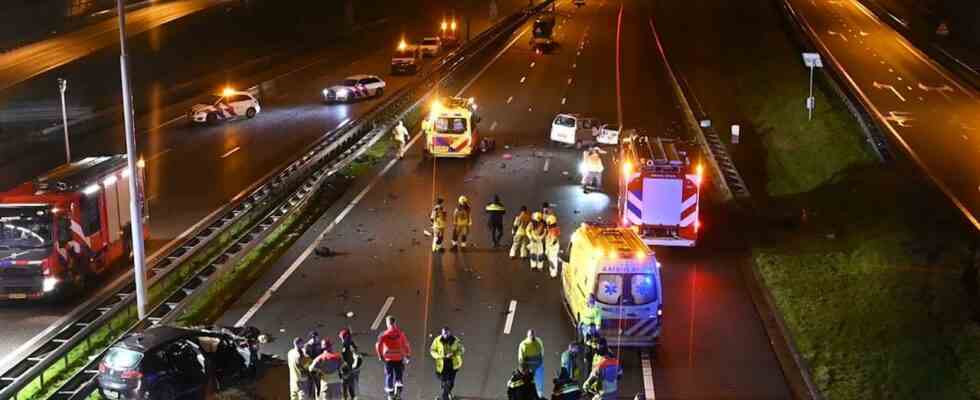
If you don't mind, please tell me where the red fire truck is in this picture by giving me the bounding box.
[0,155,146,300]
[618,136,702,247]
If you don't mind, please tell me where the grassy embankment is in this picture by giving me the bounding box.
[723,0,980,398]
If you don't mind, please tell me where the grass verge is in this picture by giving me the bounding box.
[754,166,979,398]
[737,2,980,393]
[20,189,270,400]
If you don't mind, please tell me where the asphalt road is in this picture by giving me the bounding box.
[217,1,791,398]
[0,0,228,92]
[0,0,527,372]
[783,0,980,229]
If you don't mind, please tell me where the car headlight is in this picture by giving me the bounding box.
[323,89,330,96]
[336,88,349,97]
[42,277,58,292]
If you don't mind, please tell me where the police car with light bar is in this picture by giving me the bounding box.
[322,75,386,103]
[189,89,260,124]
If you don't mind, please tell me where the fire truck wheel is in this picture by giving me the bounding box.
[246,107,257,119]
[206,112,219,124]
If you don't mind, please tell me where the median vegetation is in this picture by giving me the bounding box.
[716,0,980,398]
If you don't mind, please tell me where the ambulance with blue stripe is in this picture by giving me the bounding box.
[618,135,702,247]
[422,97,481,158]
[561,223,663,347]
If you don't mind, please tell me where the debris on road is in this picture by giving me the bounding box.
[315,247,335,257]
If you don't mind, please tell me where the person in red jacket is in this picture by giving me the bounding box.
[376,316,412,399]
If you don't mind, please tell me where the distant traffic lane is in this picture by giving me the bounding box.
[786,0,980,229]
[0,0,228,92]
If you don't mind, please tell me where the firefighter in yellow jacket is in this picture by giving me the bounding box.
[545,214,561,278]
[431,198,447,252]
[526,212,546,271]
[430,327,465,400]
[452,196,472,250]
[510,206,531,259]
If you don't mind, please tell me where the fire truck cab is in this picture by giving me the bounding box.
[561,223,662,347]
[423,96,482,158]
[0,155,146,300]
[618,135,702,247]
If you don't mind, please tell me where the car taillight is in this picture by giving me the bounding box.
[120,369,143,379]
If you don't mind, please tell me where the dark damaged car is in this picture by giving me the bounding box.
[97,325,266,400]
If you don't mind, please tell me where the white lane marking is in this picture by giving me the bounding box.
[530,62,536,68]
[491,121,498,131]
[147,148,172,162]
[507,96,514,104]
[156,115,185,129]
[520,76,526,83]
[503,300,518,334]
[235,149,406,327]
[236,11,532,328]
[372,296,396,330]
[221,146,241,158]
[528,106,533,112]
[895,37,976,100]
[572,63,577,69]
[641,350,657,400]
[872,81,906,102]
[567,77,573,85]
[851,0,880,22]
[543,158,550,172]
[459,25,531,95]
[561,97,567,105]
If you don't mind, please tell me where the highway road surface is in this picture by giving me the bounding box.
[0,0,527,374]
[784,0,980,229]
[217,1,792,398]
[0,0,229,92]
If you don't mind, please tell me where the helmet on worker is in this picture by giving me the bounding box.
[532,212,543,222]
[458,195,469,205]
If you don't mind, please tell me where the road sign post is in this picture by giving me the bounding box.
[802,52,823,121]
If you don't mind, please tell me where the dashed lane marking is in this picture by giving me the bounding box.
[147,148,172,162]
[491,121,498,131]
[561,97,567,105]
[220,146,241,158]
[520,76,526,83]
[507,96,514,104]
[372,296,396,330]
[503,300,518,334]
[641,351,657,400]
[543,158,550,172]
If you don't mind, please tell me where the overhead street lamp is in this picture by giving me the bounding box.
[115,0,150,320]
[58,78,70,164]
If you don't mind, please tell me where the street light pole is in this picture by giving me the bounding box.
[116,0,149,320]
[58,78,70,164]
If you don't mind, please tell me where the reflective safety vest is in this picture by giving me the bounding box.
[517,337,544,366]
[526,222,546,241]
[431,206,447,229]
[580,304,602,327]
[376,327,412,361]
[430,335,465,373]
[454,206,472,226]
[585,152,604,173]
[513,212,531,236]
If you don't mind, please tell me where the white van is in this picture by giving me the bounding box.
[550,113,598,147]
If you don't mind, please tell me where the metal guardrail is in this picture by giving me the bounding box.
[0,3,548,399]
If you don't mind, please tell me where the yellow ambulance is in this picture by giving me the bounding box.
[422,97,481,158]
[561,222,663,347]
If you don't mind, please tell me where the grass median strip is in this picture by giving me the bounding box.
[20,189,275,400]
